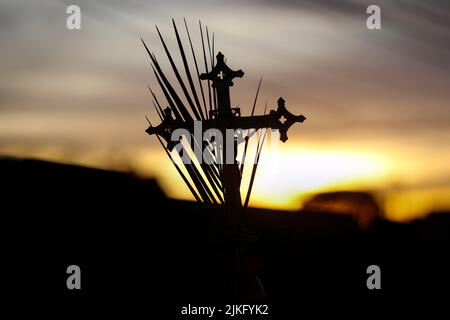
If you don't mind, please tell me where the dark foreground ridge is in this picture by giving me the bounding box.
[2,156,449,315]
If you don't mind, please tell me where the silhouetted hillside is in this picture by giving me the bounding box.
[2,157,449,316]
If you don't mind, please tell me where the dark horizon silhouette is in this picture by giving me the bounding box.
[3,155,449,314]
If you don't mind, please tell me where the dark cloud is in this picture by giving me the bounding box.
[255,0,364,13]
[252,0,450,69]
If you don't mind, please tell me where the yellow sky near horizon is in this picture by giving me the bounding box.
[3,135,449,222]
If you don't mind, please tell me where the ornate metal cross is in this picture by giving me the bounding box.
[143,21,305,229]
[147,52,305,150]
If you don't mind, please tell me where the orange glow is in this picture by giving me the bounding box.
[128,142,450,222]
[246,146,389,208]
[2,141,450,223]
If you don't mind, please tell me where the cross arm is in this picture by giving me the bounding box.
[146,97,306,150]
[212,97,306,142]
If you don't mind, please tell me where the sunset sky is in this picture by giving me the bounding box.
[1,0,449,221]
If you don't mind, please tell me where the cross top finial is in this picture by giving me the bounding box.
[199,51,245,115]
[200,52,244,87]
[216,51,225,63]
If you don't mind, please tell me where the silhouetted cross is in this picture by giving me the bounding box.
[147,52,306,149]
[142,29,307,228]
